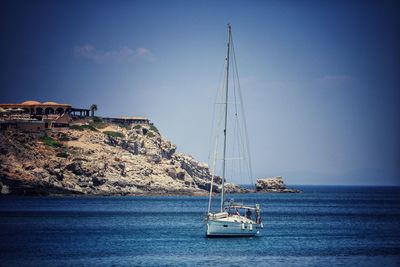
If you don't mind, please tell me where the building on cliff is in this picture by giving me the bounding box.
[0,100,151,130]
[0,100,91,130]
[0,100,90,117]
[102,116,151,125]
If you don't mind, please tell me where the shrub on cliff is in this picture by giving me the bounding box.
[150,125,159,134]
[89,121,108,129]
[70,125,98,131]
[56,151,69,158]
[40,136,62,148]
[118,123,131,130]
[147,131,156,138]
[89,118,108,129]
[103,131,125,138]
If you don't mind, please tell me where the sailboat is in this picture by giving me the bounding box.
[205,24,263,237]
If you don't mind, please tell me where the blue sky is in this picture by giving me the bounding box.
[1,0,399,185]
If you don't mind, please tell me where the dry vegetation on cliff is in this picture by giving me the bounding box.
[0,122,246,196]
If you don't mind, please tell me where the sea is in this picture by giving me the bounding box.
[0,186,399,267]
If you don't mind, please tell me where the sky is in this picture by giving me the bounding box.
[1,0,399,185]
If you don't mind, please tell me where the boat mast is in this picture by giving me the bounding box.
[220,23,231,212]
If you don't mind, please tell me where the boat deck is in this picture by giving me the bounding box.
[215,214,255,224]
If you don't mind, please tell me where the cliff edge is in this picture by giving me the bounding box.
[0,122,246,196]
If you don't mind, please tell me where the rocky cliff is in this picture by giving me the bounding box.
[0,122,245,196]
[255,176,301,193]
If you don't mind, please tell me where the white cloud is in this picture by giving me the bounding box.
[74,44,156,63]
[134,47,155,62]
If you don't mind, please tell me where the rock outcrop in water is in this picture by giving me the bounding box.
[0,122,247,196]
[255,176,301,193]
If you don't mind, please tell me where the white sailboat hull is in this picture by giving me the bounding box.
[206,218,262,237]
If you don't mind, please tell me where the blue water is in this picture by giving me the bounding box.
[1,186,400,266]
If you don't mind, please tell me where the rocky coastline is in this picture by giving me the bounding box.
[0,120,247,196]
[0,120,299,196]
[255,176,301,193]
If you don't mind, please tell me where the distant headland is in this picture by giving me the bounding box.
[0,100,300,196]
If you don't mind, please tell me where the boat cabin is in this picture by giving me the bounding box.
[223,201,262,224]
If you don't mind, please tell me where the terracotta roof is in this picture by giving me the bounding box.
[21,100,42,105]
[1,101,71,107]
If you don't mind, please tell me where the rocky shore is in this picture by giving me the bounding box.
[0,120,300,196]
[255,176,301,193]
[0,121,250,196]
